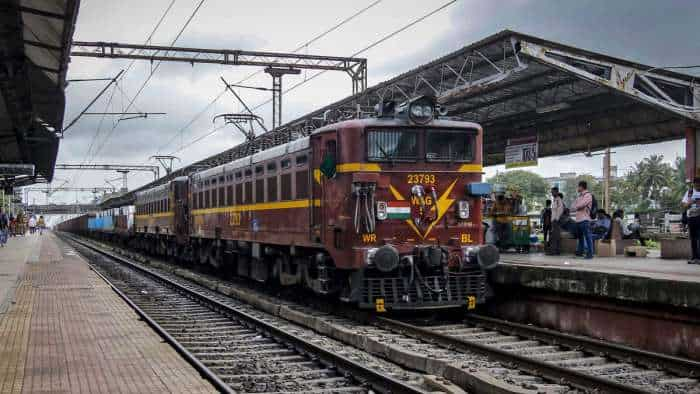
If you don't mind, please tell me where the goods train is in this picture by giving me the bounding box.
[57,96,499,311]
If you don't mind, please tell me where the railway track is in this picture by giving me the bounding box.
[62,235,429,394]
[375,315,700,394]
[65,234,700,394]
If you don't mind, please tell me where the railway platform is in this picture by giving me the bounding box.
[0,232,215,393]
[493,252,700,310]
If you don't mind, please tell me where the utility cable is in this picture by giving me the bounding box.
[153,0,384,155]
[166,0,457,158]
[88,0,207,162]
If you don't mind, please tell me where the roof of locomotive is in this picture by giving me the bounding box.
[192,117,481,182]
[312,117,483,135]
[192,136,311,181]
[135,116,482,195]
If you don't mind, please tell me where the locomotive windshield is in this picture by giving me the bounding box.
[425,130,474,162]
[367,128,474,162]
[367,129,418,161]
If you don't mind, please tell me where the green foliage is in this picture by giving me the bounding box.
[486,155,686,215]
[643,239,659,249]
[560,174,601,208]
[486,170,549,211]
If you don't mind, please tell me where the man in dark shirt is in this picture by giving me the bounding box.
[541,199,552,247]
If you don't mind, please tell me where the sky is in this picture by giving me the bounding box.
[43,0,699,204]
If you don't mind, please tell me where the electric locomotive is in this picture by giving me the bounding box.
[66,96,499,311]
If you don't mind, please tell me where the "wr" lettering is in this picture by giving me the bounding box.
[361,233,377,243]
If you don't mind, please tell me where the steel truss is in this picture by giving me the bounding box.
[55,164,160,180]
[100,30,700,208]
[70,41,368,128]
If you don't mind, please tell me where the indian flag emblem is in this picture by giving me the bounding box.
[387,201,411,220]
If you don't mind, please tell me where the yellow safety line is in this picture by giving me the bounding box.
[192,199,320,215]
[135,212,174,219]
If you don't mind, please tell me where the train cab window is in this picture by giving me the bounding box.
[255,179,264,203]
[227,185,234,205]
[193,193,198,209]
[219,176,224,183]
[199,191,204,209]
[212,178,217,186]
[281,173,292,200]
[425,130,474,162]
[244,168,252,177]
[267,162,276,173]
[218,187,225,207]
[235,171,242,180]
[205,190,211,208]
[281,158,291,169]
[267,177,277,202]
[366,129,418,161]
[236,184,243,205]
[255,165,263,176]
[295,154,308,166]
[296,170,309,199]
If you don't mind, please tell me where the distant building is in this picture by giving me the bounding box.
[545,172,578,191]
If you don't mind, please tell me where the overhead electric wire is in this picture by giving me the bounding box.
[152,0,385,156]
[168,0,457,156]
[87,0,207,163]
[68,0,177,187]
[251,0,458,112]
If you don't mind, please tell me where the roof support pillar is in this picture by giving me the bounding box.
[687,126,699,181]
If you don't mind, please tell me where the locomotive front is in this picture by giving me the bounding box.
[318,96,498,311]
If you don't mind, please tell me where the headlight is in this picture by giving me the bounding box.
[458,200,470,219]
[410,105,424,117]
[373,245,400,272]
[365,248,378,266]
[376,201,387,220]
[407,97,435,125]
[462,245,500,270]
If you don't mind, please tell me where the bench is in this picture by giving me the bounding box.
[660,238,691,259]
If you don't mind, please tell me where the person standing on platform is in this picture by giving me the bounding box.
[682,177,700,264]
[572,181,594,259]
[548,188,564,255]
[28,215,36,235]
[37,216,46,236]
[0,208,8,247]
[541,199,552,247]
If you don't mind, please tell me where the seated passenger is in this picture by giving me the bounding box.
[591,210,611,241]
[612,209,633,238]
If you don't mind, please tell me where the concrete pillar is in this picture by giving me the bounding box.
[687,126,699,181]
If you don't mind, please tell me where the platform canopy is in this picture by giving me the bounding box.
[101,30,700,208]
[0,1,80,190]
[288,29,700,165]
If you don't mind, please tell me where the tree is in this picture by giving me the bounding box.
[487,170,549,211]
[628,154,673,202]
[659,157,686,212]
[561,174,600,208]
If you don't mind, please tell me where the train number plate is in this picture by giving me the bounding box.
[375,298,386,312]
[467,295,476,310]
[407,173,436,184]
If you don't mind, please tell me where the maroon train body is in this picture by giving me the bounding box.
[58,97,499,310]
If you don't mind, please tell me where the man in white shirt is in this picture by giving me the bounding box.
[547,187,564,255]
[682,177,700,264]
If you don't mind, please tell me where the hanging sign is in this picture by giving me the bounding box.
[505,135,538,169]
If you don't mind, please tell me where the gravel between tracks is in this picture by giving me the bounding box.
[72,236,584,394]
[66,237,454,394]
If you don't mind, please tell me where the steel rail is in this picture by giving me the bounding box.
[63,234,428,394]
[373,316,652,394]
[63,238,234,394]
[465,314,700,378]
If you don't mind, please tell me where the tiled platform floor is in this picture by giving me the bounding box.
[0,232,215,393]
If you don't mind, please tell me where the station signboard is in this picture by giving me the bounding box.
[505,135,538,169]
[0,163,35,176]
